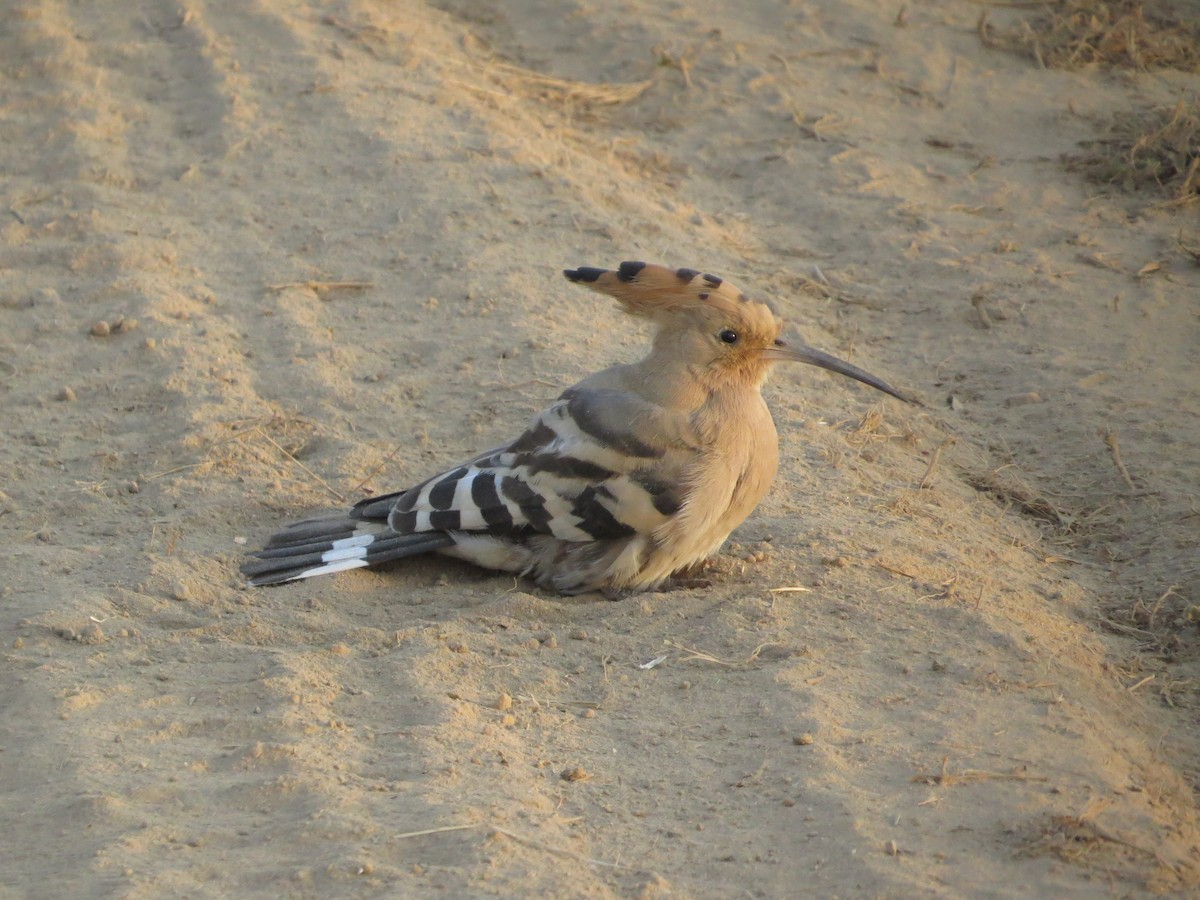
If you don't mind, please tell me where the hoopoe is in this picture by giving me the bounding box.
[243,262,910,595]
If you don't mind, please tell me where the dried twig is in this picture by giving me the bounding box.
[395,824,477,840]
[971,292,994,329]
[664,639,738,666]
[919,437,956,490]
[1126,674,1155,692]
[1103,430,1137,489]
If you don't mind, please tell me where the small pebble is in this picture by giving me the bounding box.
[793,733,815,746]
[90,320,111,337]
[495,692,513,711]
[884,840,899,856]
[560,766,590,782]
[580,708,596,719]
[57,386,76,402]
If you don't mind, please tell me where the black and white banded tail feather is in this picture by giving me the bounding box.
[240,515,454,586]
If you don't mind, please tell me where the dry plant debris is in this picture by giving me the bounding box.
[963,468,1073,529]
[980,0,1200,72]
[1066,98,1200,204]
[1100,584,1198,662]
[912,756,1047,787]
[455,33,653,112]
[1020,798,1190,890]
[982,3,1199,203]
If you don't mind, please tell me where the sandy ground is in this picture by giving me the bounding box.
[2,0,1198,896]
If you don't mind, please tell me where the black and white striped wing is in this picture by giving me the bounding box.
[350,387,696,544]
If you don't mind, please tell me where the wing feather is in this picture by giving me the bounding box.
[346,389,697,544]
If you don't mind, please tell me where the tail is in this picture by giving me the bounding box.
[241,516,455,586]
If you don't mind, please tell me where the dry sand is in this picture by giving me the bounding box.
[2,0,1198,896]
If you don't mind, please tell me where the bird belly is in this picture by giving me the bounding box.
[437,534,533,574]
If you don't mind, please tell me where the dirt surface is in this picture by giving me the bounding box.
[2,1,1198,896]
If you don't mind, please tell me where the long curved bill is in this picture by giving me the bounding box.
[763,341,912,403]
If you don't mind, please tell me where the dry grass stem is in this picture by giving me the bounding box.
[876,562,917,579]
[252,427,346,502]
[351,442,407,494]
[266,280,375,293]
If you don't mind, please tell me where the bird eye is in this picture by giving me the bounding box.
[718,329,739,344]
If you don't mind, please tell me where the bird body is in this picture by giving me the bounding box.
[243,262,908,595]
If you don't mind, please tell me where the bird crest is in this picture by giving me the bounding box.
[563,261,761,319]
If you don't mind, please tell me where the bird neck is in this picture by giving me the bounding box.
[626,353,769,413]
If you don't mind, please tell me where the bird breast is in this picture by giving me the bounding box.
[654,389,780,571]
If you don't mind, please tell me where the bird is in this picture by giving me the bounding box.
[242,261,910,596]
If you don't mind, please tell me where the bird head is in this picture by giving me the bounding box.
[564,261,910,401]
